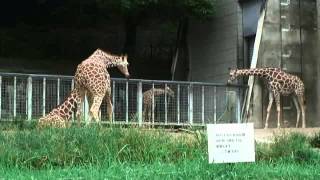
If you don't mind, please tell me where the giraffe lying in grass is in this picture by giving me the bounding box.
[37,88,80,128]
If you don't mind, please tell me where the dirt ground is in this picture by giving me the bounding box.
[254,128,320,143]
[171,127,320,144]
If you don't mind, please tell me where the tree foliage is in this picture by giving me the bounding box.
[28,0,216,26]
[97,0,216,20]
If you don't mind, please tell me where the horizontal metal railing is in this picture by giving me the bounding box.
[0,72,246,126]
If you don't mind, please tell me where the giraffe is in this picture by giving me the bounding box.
[228,67,306,129]
[37,88,81,128]
[74,48,130,124]
[143,86,175,124]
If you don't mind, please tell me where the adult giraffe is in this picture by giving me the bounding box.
[228,67,306,128]
[74,48,130,124]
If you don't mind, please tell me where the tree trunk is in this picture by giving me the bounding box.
[171,17,189,81]
[123,16,137,56]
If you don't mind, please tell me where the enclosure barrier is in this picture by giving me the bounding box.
[0,72,246,126]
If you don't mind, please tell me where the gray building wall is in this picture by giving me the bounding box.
[250,0,319,128]
[185,0,320,128]
[187,0,242,83]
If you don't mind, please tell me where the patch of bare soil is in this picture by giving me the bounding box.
[254,128,320,143]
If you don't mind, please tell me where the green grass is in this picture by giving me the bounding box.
[1,161,320,179]
[0,126,320,179]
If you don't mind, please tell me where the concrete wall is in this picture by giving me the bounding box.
[250,0,319,128]
[187,0,242,83]
[186,0,320,128]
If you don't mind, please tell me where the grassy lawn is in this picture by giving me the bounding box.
[0,126,319,179]
[1,161,320,179]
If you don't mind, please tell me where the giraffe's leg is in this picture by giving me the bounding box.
[292,96,301,128]
[86,92,94,124]
[143,103,147,124]
[265,92,274,129]
[148,104,152,127]
[76,89,86,126]
[274,93,281,128]
[297,95,306,128]
[144,104,150,127]
[90,95,104,123]
[105,95,113,123]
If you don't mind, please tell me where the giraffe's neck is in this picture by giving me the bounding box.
[152,88,166,96]
[52,88,79,120]
[235,68,279,79]
[90,49,126,68]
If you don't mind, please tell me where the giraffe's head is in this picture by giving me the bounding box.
[165,86,175,97]
[116,54,130,79]
[227,68,238,84]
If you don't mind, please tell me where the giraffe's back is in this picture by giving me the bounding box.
[267,70,304,96]
[75,61,109,95]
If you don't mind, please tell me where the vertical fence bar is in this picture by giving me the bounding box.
[84,95,89,123]
[0,76,2,119]
[177,84,180,125]
[164,83,168,125]
[42,77,46,117]
[188,84,193,125]
[125,80,129,123]
[112,81,115,122]
[152,83,155,125]
[137,81,143,126]
[71,79,74,121]
[201,85,205,125]
[27,76,32,120]
[57,78,60,105]
[214,86,217,124]
[237,88,241,123]
[13,76,17,119]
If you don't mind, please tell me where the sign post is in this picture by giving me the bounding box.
[207,123,255,163]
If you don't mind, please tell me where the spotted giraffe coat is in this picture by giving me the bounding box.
[143,87,175,122]
[37,88,80,128]
[74,49,130,122]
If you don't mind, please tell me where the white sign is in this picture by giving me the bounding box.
[207,123,255,163]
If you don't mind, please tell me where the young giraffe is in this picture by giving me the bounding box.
[74,48,130,124]
[143,86,175,124]
[37,88,81,128]
[228,67,306,128]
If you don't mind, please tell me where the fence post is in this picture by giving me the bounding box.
[237,88,241,123]
[202,86,205,125]
[137,81,143,126]
[0,76,2,119]
[84,95,89,123]
[177,84,180,125]
[57,78,60,105]
[214,86,217,124]
[112,81,115,122]
[188,84,193,125]
[42,77,46,117]
[13,76,17,119]
[164,83,168,125]
[27,76,32,121]
[71,79,74,121]
[125,80,129,124]
[152,83,155,125]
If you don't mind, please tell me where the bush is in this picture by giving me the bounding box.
[256,132,320,163]
[310,132,320,148]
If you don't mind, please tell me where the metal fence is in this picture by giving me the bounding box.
[0,72,246,126]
